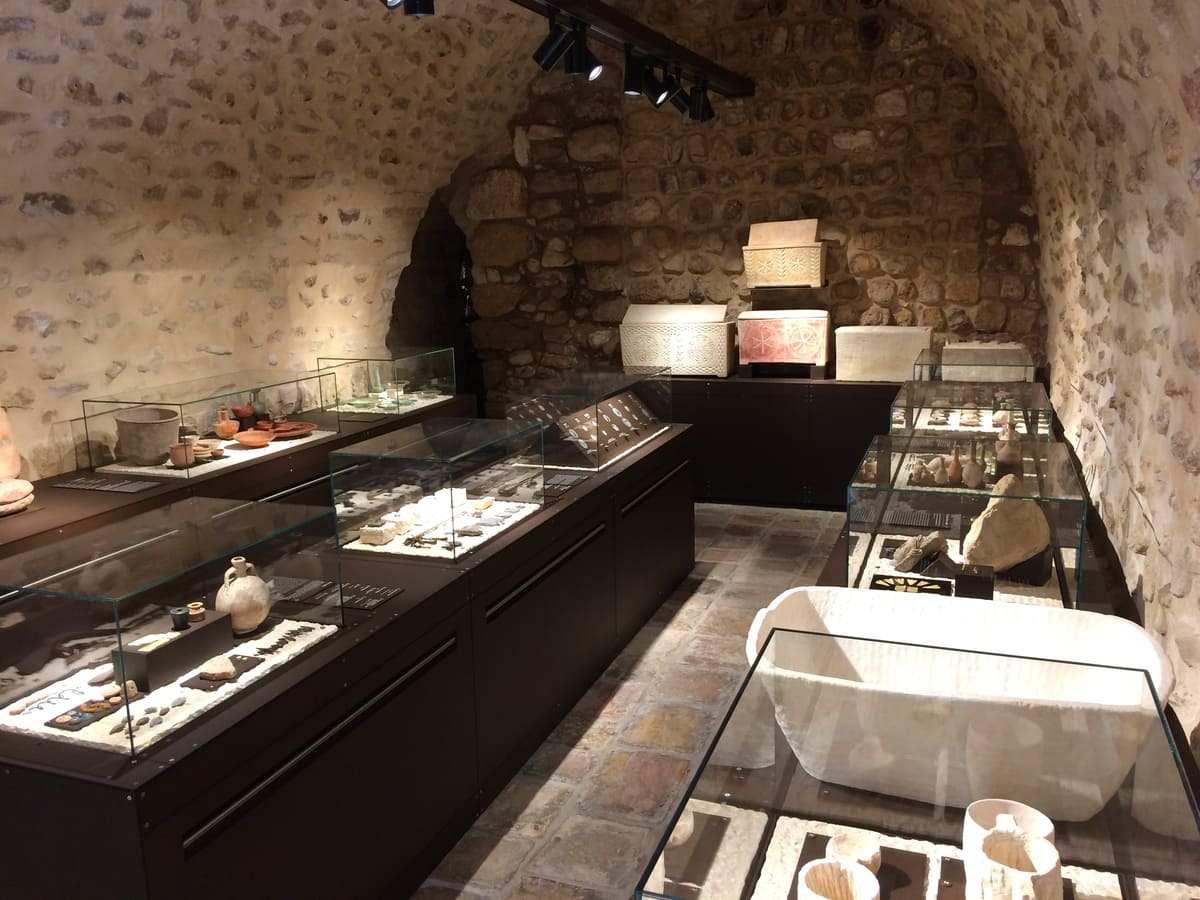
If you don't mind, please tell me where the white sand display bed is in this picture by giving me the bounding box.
[97,430,336,479]
[0,618,336,753]
[751,817,1192,900]
[344,495,540,559]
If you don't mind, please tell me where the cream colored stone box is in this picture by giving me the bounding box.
[620,303,736,377]
[835,325,933,382]
[742,219,826,288]
[737,309,830,365]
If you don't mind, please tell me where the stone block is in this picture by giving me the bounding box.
[466,168,527,221]
[471,319,533,351]
[473,283,526,318]
[472,222,537,268]
[568,123,620,162]
[573,228,622,263]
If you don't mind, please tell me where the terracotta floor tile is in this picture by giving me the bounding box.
[430,831,534,891]
[476,775,574,839]
[623,704,715,755]
[523,742,598,783]
[579,749,691,821]
[652,667,741,705]
[694,602,763,639]
[509,876,618,899]
[527,816,656,888]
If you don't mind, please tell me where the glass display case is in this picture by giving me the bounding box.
[329,417,545,561]
[0,497,343,759]
[81,369,340,480]
[847,435,1086,607]
[505,366,672,470]
[890,381,1054,440]
[914,343,1036,382]
[637,626,1200,899]
[316,347,456,418]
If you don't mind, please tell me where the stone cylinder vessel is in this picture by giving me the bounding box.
[215,556,271,635]
[114,406,180,466]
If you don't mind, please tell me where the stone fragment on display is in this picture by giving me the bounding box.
[963,475,1051,572]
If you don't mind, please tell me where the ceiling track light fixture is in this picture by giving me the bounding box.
[640,62,669,107]
[622,46,644,97]
[379,0,404,8]
[688,80,715,122]
[654,65,682,108]
[564,20,603,81]
[667,66,691,114]
[532,10,575,71]
[403,0,434,16]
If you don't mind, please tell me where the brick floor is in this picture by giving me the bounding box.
[419,503,843,898]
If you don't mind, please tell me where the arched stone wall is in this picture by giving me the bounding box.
[1,0,1198,736]
[896,0,1200,736]
[0,0,540,476]
[458,1,1044,396]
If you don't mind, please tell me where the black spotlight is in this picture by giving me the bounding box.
[565,22,603,80]
[689,81,715,121]
[532,12,574,71]
[641,64,668,106]
[379,0,403,7]
[403,0,434,16]
[670,85,691,114]
[622,47,645,97]
[645,64,679,107]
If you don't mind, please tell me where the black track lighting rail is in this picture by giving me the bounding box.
[508,0,754,97]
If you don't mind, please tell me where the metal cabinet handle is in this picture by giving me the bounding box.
[620,460,689,517]
[183,636,457,852]
[484,524,607,623]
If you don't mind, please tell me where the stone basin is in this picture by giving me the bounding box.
[746,586,1172,821]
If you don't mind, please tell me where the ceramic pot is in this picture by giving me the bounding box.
[114,406,180,466]
[215,555,270,635]
[167,441,195,467]
[798,859,879,900]
[213,409,240,439]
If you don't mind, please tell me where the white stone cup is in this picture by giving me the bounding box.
[826,830,883,875]
[798,858,880,900]
[963,800,1055,900]
[977,829,1063,900]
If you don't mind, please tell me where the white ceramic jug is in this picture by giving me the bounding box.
[215,556,270,635]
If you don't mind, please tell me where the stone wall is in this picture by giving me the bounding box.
[0,0,540,476]
[898,0,1200,738]
[458,0,1042,398]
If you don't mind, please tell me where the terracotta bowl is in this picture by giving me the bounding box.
[230,404,254,418]
[232,430,276,448]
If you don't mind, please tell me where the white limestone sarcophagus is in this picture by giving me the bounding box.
[746,587,1172,821]
[834,325,932,382]
[737,309,830,365]
[620,303,735,377]
[941,341,1035,382]
[742,219,826,288]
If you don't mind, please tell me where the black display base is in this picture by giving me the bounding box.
[956,564,996,599]
[998,545,1053,586]
[738,362,828,380]
[112,609,233,692]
